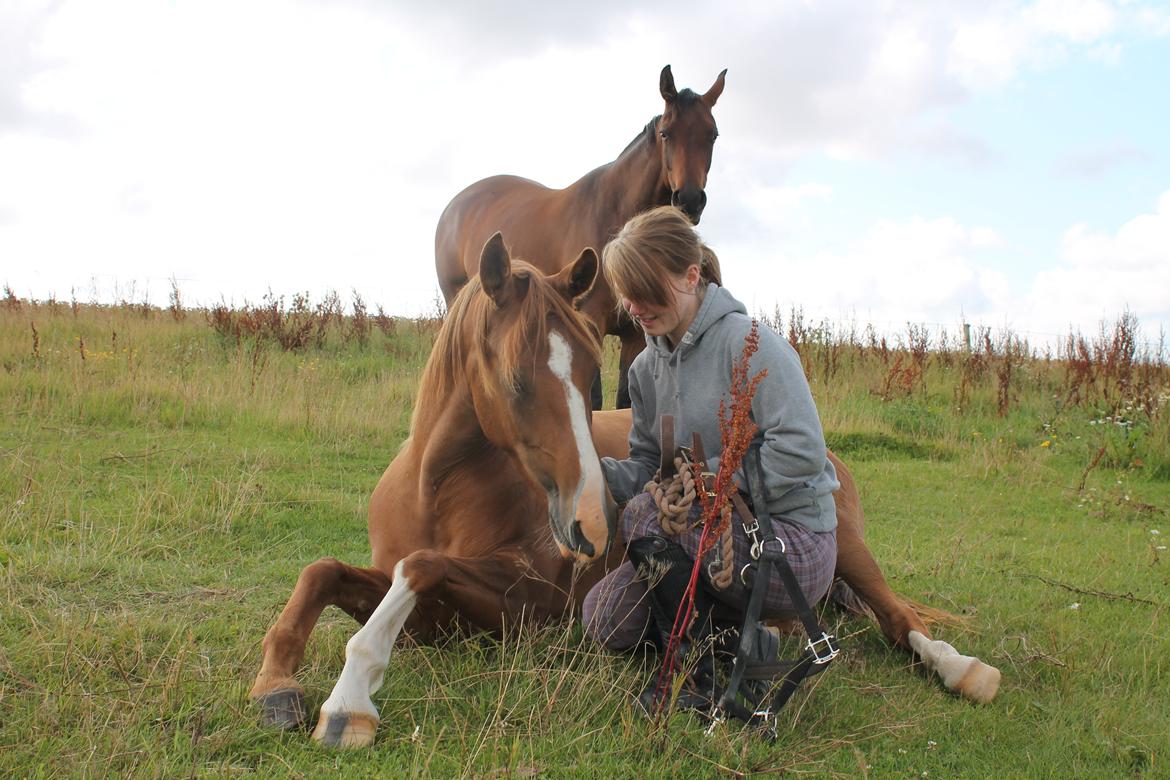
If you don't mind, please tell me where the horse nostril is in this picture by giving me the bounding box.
[570,522,596,559]
[671,189,706,223]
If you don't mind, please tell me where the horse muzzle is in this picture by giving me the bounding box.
[548,484,617,563]
[671,187,707,224]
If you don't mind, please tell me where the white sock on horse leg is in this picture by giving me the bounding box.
[320,560,418,722]
[908,630,1001,704]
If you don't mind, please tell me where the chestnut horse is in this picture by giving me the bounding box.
[434,65,726,409]
[250,241,999,749]
[250,235,621,747]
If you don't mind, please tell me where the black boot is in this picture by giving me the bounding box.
[627,535,721,717]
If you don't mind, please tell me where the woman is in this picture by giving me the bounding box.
[582,205,839,713]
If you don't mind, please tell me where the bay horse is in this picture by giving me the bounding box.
[434,65,726,409]
[249,239,1000,750]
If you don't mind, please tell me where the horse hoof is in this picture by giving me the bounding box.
[955,659,1001,704]
[255,687,307,731]
[312,710,379,749]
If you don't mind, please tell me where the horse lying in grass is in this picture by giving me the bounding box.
[249,237,1000,748]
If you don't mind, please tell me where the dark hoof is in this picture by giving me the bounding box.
[257,687,307,731]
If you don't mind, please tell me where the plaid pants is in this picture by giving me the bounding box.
[583,490,837,650]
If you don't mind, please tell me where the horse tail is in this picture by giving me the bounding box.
[828,580,967,629]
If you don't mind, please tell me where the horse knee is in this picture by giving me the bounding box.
[400,550,449,596]
[297,556,347,595]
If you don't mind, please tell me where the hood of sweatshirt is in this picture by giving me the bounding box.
[644,283,746,357]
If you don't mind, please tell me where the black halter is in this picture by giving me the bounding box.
[702,438,840,738]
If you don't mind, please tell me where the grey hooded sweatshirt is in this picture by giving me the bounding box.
[602,284,839,533]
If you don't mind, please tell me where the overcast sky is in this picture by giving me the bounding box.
[3,0,1169,347]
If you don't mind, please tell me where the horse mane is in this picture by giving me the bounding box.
[412,260,602,431]
[619,116,661,158]
[617,90,703,158]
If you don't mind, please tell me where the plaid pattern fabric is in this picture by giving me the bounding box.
[583,490,837,650]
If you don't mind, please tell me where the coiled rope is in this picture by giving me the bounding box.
[645,456,735,590]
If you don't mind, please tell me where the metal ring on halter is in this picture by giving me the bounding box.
[739,562,756,587]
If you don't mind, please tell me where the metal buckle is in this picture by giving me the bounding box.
[700,471,717,498]
[703,707,726,736]
[739,562,756,587]
[807,632,839,665]
[758,537,785,556]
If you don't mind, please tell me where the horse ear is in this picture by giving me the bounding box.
[553,247,599,302]
[479,232,513,307]
[659,64,677,103]
[702,68,727,107]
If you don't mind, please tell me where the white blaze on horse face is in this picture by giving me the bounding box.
[315,560,417,737]
[547,330,612,559]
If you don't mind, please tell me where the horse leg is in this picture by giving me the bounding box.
[313,548,544,749]
[834,513,928,649]
[834,515,1001,704]
[590,367,604,410]
[249,557,391,730]
[615,335,645,410]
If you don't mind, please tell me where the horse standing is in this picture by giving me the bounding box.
[250,243,999,750]
[434,65,726,408]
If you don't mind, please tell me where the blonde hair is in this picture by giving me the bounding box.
[602,205,722,308]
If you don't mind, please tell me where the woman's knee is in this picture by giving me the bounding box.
[581,564,649,651]
[619,491,659,542]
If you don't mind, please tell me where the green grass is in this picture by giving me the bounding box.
[1,301,1168,777]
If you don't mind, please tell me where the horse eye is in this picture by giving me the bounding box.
[659,130,670,141]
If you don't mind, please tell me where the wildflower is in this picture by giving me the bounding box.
[1040,440,1051,448]
[1069,603,1080,610]
[1150,529,1161,535]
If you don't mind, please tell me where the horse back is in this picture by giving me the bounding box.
[434,174,608,305]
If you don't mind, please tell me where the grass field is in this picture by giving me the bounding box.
[1,293,1168,778]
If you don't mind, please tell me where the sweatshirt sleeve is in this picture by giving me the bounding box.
[750,332,836,508]
[600,361,659,504]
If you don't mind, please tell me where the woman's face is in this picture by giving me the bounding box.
[621,264,702,346]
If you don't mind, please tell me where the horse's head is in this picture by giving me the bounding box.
[469,233,617,563]
[656,65,726,225]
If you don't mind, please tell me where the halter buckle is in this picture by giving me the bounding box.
[703,707,725,736]
[699,471,717,498]
[807,632,840,665]
[758,536,785,556]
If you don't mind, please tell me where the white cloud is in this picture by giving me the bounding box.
[721,214,1011,331]
[1,0,1168,336]
[1055,142,1152,178]
[1024,191,1170,339]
